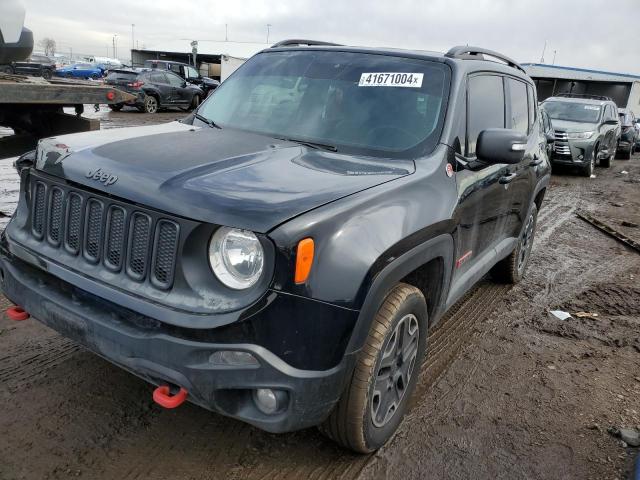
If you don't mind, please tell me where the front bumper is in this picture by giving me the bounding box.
[550,138,596,165]
[0,249,356,433]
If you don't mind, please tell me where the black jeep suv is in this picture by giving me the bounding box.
[1,41,549,453]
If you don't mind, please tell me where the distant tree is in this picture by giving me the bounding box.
[38,38,56,56]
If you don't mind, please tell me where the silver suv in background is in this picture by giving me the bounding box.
[541,94,620,176]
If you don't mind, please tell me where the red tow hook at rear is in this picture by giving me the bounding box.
[6,306,30,321]
[153,385,188,409]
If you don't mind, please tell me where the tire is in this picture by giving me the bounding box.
[41,69,52,80]
[143,95,159,114]
[491,204,538,284]
[582,146,596,177]
[0,65,14,74]
[600,154,611,168]
[108,104,123,111]
[189,95,201,111]
[319,283,428,453]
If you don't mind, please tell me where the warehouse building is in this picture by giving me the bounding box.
[130,40,269,81]
[522,63,640,110]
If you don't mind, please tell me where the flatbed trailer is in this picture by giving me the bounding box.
[0,72,135,158]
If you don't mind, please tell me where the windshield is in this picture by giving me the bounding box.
[197,50,450,156]
[543,101,601,123]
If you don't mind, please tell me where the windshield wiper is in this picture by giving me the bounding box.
[194,113,221,129]
[275,136,338,152]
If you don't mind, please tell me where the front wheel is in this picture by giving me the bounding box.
[492,204,538,284]
[582,147,597,177]
[320,283,428,453]
[41,69,52,80]
[108,104,123,111]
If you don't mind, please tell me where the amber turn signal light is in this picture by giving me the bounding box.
[295,238,314,284]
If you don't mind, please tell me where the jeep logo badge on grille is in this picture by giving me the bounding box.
[86,168,118,186]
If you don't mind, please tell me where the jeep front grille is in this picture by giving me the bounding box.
[29,175,180,290]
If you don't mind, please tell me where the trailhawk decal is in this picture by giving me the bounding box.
[455,251,473,268]
[358,72,424,88]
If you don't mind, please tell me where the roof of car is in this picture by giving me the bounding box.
[543,96,611,106]
[263,42,532,82]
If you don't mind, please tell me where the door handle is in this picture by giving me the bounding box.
[529,155,543,167]
[499,172,517,184]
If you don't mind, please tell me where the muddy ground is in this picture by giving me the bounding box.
[0,109,639,480]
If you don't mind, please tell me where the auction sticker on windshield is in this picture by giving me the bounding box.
[359,72,424,88]
[584,105,600,110]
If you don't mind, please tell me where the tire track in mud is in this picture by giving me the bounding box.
[0,336,80,389]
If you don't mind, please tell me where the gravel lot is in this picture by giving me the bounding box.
[0,109,639,480]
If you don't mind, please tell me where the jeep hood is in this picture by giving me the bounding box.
[550,119,599,133]
[34,122,414,232]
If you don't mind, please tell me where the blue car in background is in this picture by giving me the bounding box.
[55,63,103,79]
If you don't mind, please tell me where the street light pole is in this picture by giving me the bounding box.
[131,24,135,66]
[267,24,272,44]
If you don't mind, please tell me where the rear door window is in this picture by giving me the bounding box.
[506,78,529,135]
[150,72,168,84]
[467,75,505,156]
[166,72,185,87]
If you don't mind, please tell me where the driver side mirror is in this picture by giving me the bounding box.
[476,129,527,165]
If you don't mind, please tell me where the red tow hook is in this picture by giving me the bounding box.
[153,385,188,409]
[6,306,30,321]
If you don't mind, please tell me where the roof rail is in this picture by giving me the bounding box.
[554,93,613,101]
[271,39,343,48]
[445,46,526,74]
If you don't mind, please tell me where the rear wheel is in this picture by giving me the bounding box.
[188,95,201,111]
[108,104,123,111]
[0,65,14,74]
[41,69,52,80]
[143,95,158,114]
[621,145,632,160]
[492,204,538,284]
[320,283,428,453]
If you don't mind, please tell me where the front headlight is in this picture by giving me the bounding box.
[208,227,264,289]
[567,131,594,139]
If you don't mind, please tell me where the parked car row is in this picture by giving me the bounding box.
[539,93,637,176]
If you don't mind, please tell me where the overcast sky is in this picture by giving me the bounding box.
[21,0,640,74]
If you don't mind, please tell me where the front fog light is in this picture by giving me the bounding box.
[208,227,264,289]
[253,388,287,415]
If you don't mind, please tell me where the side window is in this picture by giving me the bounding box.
[467,75,505,156]
[527,84,536,132]
[170,64,181,75]
[186,66,199,79]
[506,78,528,136]
[166,73,185,87]
[150,72,166,84]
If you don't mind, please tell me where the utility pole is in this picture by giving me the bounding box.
[540,40,547,63]
[267,24,272,44]
[112,34,118,59]
[131,24,135,66]
[225,24,228,41]
[552,50,557,65]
